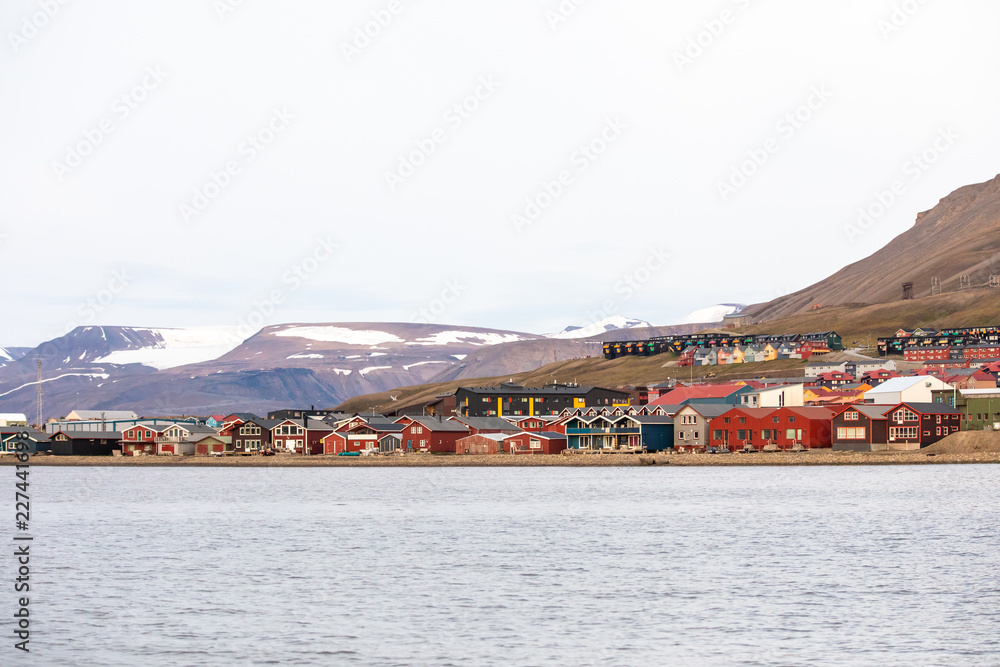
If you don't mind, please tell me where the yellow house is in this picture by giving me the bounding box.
[730,346,746,364]
[762,344,778,362]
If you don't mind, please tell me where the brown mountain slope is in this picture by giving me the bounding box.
[751,174,1000,321]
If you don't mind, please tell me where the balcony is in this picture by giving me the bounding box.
[566,428,640,435]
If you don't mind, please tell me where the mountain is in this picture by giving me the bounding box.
[0,323,544,417]
[544,316,654,339]
[751,175,1000,321]
[0,318,734,418]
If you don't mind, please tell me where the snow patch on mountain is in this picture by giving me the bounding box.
[403,360,450,371]
[545,316,653,340]
[359,366,392,376]
[287,353,324,359]
[273,327,404,346]
[407,331,531,346]
[681,304,743,324]
[93,327,244,370]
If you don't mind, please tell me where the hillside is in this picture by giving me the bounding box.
[336,355,813,416]
[751,174,1000,321]
[741,289,1000,349]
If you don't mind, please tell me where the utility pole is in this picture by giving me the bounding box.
[35,360,43,429]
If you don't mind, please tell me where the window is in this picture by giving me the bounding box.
[712,430,723,440]
[739,417,746,424]
[837,427,866,440]
[530,439,541,449]
[724,417,730,424]
[737,430,747,440]
[936,427,941,436]
[845,412,859,421]
[762,429,771,440]
[788,416,796,423]
[889,426,918,440]
[772,416,779,423]
[678,432,685,440]
[693,431,699,440]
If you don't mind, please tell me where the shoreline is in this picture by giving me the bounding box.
[4,451,1000,467]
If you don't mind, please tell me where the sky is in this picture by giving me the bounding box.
[2,0,999,347]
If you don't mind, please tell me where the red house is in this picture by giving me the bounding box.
[813,371,854,389]
[964,344,1000,361]
[455,433,507,455]
[399,417,469,453]
[860,369,901,386]
[447,416,519,436]
[502,431,567,455]
[121,423,170,455]
[883,403,961,449]
[904,346,951,362]
[321,430,348,455]
[708,407,835,451]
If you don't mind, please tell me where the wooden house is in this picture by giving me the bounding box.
[503,431,567,455]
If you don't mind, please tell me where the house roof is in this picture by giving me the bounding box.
[66,410,138,420]
[508,431,566,440]
[52,430,122,440]
[866,376,950,394]
[451,416,519,431]
[841,405,894,419]
[457,432,507,442]
[625,415,675,425]
[896,402,962,414]
[651,385,744,405]
[674,404,733,419]
[409,417,470,432]
[0,427,49,442]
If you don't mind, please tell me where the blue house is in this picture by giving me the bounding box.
[0,428,51,455]
[564,415,674,452]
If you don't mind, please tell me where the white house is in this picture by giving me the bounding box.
[65,409,138,422]
[740,384,804,408]
[0,413,28,427]
[864,376,952,405]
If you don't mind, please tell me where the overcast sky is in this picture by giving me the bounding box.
[2,0,998,346]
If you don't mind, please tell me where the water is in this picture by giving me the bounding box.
[18,465,1000,665]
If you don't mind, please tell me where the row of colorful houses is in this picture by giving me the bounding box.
[878,325,1000,356]
[603,331,843,360]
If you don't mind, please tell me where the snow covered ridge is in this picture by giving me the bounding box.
[273,326,404,346]
[93,327,245,370]
[544,316,654,340]
[405,331,530,346]
[272,326,533,347]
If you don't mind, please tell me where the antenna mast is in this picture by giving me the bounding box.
[35,359,43,428]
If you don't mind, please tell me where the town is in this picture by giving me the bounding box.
[2,325,999,458]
